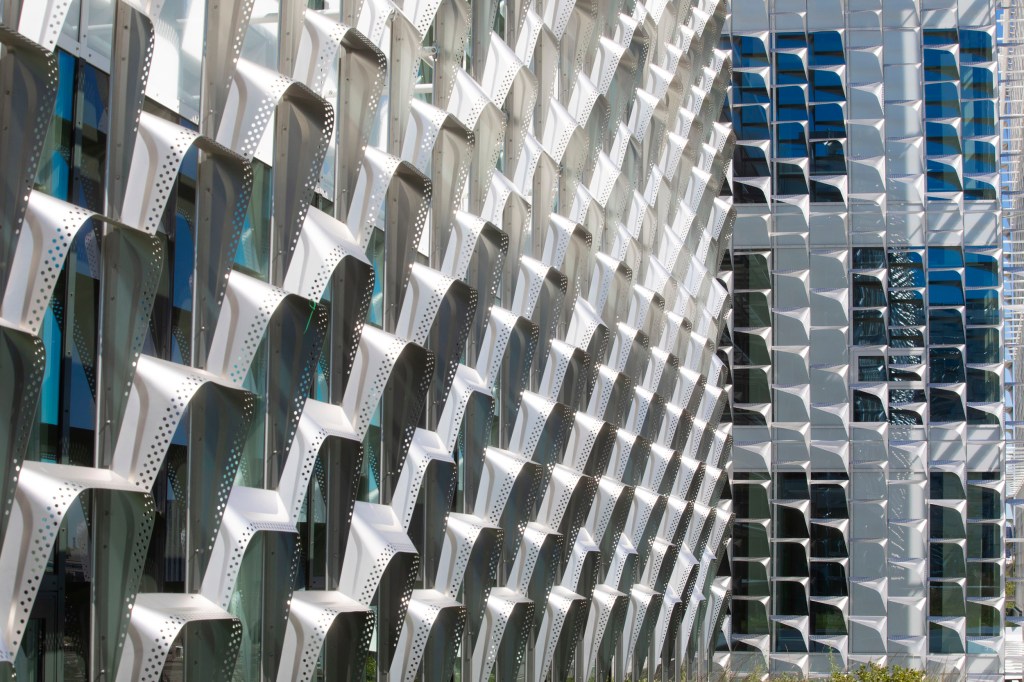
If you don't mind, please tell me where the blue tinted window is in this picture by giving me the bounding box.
[776,53,807,85]
[852,273,885,306]
[890,290,925,326]
[926,82,961,118]
[776,86,808,121]
[966,328,1000,363]
[734,145,770,177]
[929,246,963,268]
[964,100,996,136]
[734,180,768,204]
[809,31,844,66]
[811,140,845,174]
[853,391,886,422]
[966,252,999,287]
[810,70,845,103]
[931,388,966,422]
[810,104,845,139]
[964,140,997,174]
[776,162,808,195]
[776,123,807,158]
[735,71,770,104]
[811,180,844,202]
[735,105,770,140]
[929,270,965,306]
[962,66,994,98]
[924,28,959,46]
[853,247,885,269]
[966,289,999,325]
[776,32,807,50]
[926,122,962,156]
[929,310,965,344]
[925,48,959,82]
[733,35,770,67]
[853,309,886,345]
[964,178,997,201]
[890,327,926,348]
[927,161,963,193]
[889,249,925,287]
[960,30,994,63]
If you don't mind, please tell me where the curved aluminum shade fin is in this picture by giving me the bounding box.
[436,512,502,639]
[284,206,374,389]
[0,29,58,299]
[402,100,474,264]
[508,390,575,469]
[388,590,466,682]
[532,585,590,681]
[510,257,568,383]
[475,307,539,438]
[587,364,633,426]
[344,325,434,501]
[426,0,471,109]
[436,365,495,508]
[568,296,611,367]
[482,171,532,303]
[356,0,420,155]
[442,211,508,356]
[469,587,534,682]
[1,191,164,454]
[346,147,431,331]
[564,410,617,477]
[390,428,456,577]
[122,112,254,365]
[586,474,635,572]
[581,583,630,682]
[481,32,537,174]
[506,521,563,633]
[116,594,242,682]
[0,463,154,672]
[215,58,333,278]
[276,590,374,682]
[542,214,594,333]
[396,263,477,422]
[448,69,506,212]
[541,98,590,208]
[539,339,593,410]
[293,14,386,215]
[337,502,420,674]
[0,324,45,544]
[199,485,297,609]
[472,446,544,566]
[623,583,664,676]
[111,355,255,577]
[536,463,599,567]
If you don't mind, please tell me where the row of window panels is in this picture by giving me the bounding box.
[729,501,1003,546]
[729,0,1000,31]
[733,520,1003,563]
[766,579,1001,624]
[733,476,1002,516]
[731,167,999,203]
[735,324,1001,366]
[730,386,1001,426]
[732,248,1001,290]
[731,92,998,142]
[733,134,998,175]
[731,602,1003,650]
[732,553,1003,598]
[731,29,995,70]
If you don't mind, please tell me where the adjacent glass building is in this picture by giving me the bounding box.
[719,0,1011,678]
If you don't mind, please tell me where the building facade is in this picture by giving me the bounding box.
[0,0,734,681]
[721,0,1010,678]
